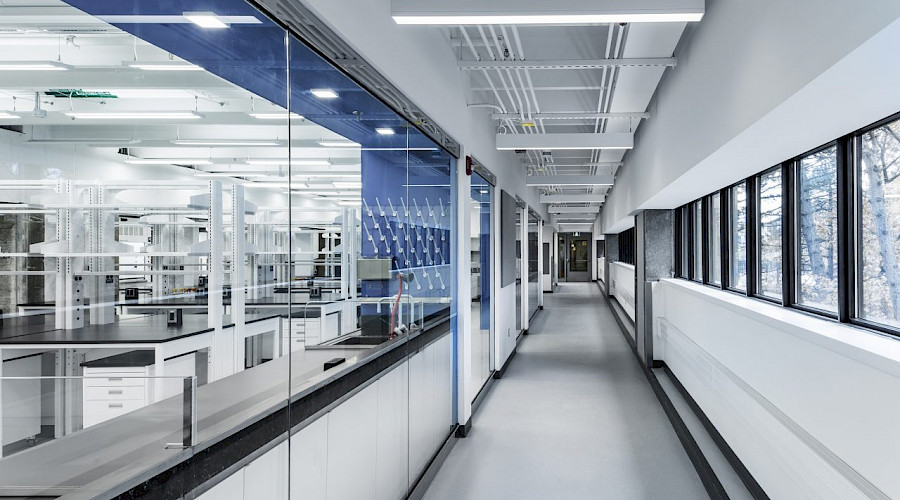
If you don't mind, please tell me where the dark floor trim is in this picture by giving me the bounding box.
[661,363,770,500]
[607,296,636,352]
[493,347,517,379]
[600,293,728,500]
[407,425,459,500]
[456,417,472,438]
[471,371,496,415]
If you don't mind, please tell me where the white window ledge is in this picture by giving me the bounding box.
[659,279,900,380]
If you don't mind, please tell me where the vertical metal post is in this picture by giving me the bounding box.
[183,376,196,448]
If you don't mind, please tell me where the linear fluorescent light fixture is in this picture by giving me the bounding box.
[249,112,303,120]
[183,12,229,29]
[318,140,360,148]
[67,111,204,120]
[0,61,72,71]
[332,181,363,188]
[392,13,703,25]
[172,139,280,146]
[375,128,395,135]
[338,201,362,206]
[310,88,339,99]
[246,159,331,166]
[193,172,268,178]
[0,112,21,119]
[126,61,203,71]
[125,158,213,165]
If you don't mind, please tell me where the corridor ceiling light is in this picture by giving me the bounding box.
[246,159,331,166]
[0,112,21,119]
[249,112,303,120]
[66,111,204,120]
[338,200,363,206]
[0,61,72,71]
[172,139,280,146]
[193,172,268,178]
[183,12,229,29]
[125,158,213,165]
[393,13,703,24]
[310,88,339,99]
[127,61,203,71]
[318,140,360,148]
[332,181,363,188]
[375,128,395,135]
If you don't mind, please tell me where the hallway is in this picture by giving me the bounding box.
[424,283,708,499]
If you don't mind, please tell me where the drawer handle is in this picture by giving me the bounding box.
[108,389,123,395]
[108,403,123,408]
[107,378,123,382]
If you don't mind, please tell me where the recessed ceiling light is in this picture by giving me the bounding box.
[318,140,360,148]
[171,139,281,146]
[127,61,203,71]
[0,61,72,71]
[249,112,303,120]
[333,181,363,188]
[0,112,21,119]
[246,159,331,166]
[67,111,204,120]
[375,128,395,135]
[183,12,229,29]
[338,201,362,206]
[125,158,213,165]
[310,88,339,99]
[479,189,489,194]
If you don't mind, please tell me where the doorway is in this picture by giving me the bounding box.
[558,232,592,282]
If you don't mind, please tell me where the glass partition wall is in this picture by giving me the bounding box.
[527,211,540,320]
[0,1,457,497]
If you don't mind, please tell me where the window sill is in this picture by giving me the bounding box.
[660,278,900,379]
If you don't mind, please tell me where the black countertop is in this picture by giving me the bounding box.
[80,350,155,368]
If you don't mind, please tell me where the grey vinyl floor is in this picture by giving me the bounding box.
[423,282,709,500]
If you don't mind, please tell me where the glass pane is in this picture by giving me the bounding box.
[470,174,492,398]
[797,147,838,312]
[515,209,522,331]
[527,213,540,318]
[680,207,690,278]
[730,183,748,290]
[859,118,900,327]
[709,194,722,285]
[692,202,703,281]
[758,170,784,299]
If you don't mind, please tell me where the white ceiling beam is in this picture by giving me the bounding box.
[526,175,614,186]
[459,58,676,70]
[498,133,632,151]
[392,0,704,25]
[549,206,601,214]
[528,162,623,168]
[540,194,605,203]
[493,112,649,121]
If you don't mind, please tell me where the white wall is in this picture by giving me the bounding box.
[654,280,900,499]
[609,262,635,325]
[600,0,900,232]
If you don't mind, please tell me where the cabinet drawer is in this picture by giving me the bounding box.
[290,337,305,352]
[84,385,146,401]
[83,374,147,388]
[83,399,146,428]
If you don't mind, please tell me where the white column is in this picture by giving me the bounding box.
[537,219,544,308]
[455,155,473,428]
[231,185,246,374]
[207,182,229,380]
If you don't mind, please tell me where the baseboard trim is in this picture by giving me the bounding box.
[661,363,770,500]
[471,371,496,415]
[407,425,459,500]
[600,293,728,500]
[494,347,517,379]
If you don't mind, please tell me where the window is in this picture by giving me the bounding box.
[677,206,690,278]
[619,227,636,265]
[858,118,900,328]
[758,169,783,299]
[730,183,748,290]
[708,193,722,286]
[797,146,838,312]
[691,201,703,281]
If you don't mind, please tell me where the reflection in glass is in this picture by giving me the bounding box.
[797,146,838,312]
[859,118,900,327]
[758,169,783,299]
[730,183,748,290]
[527,212,540,319]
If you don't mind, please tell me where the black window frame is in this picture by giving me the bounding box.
[671,109,900,341]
